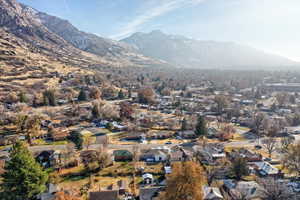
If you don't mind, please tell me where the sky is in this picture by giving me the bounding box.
[18,0,300,61]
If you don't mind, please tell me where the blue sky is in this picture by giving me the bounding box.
[19,0,300,61]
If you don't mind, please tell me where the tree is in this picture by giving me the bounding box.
[119,102,134,120]
[181,118,187,131]
[78,88,87,101]
[0,142,48,200]
[16,114,42,145]
[162,162,204,200]
[91,102,101,119]
[252,112,266,143]
[195,115,207,137]
[276,93,287,107]
[214,95,228,114]
[262,137,277,158]
[280,136,294,153]
[18,91,28,103]
[83,134,96,150]
[43,89,57,106]
[89,86,101,100]
[219,124,235,141]
[283,142,300,177]
[118,90,125,99]
[230,157,249,180]
[69,130,83,150]
[138,88,155,104]
[257,177,294,200]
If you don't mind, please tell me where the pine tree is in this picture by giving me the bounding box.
[230,157,249,180]
[78,88,87,101]
[0,142,48,200]
[118,90,124,99]
[69,130,83,150]
[195,116,207,137]
[43,89,56,106]
[18,91,28,103]
[181,118,187,131]
[91,103,100,119]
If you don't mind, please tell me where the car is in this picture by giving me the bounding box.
[263,157,272,162]
[254,145,262,150]
[176,136,183,140]
[165,141,172,145]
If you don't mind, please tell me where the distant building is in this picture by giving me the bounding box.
[264,83,300,92]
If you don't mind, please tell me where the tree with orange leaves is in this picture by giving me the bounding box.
[162,161,205,200]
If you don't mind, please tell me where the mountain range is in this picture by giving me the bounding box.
[121,30,298,69]
[0,0,298,71]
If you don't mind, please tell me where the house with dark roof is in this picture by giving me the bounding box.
[139,187,164,200]
[203,186,224,200]
[140,149,169,162]
[113,150,133,162]
[89,190,119,200]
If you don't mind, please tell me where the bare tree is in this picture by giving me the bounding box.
[283,142,300,177]
[252,112,266,143]
[280,136,295,153]
[257,177,295,200]
[262,137,277,158]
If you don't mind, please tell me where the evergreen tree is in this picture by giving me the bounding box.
[0,142,48,200]
[194,116,207,137]
[78,88,87,101]
[230,157,249,180]
[18,91,28,103]
[118,90,124,99]
[43,89,56,106]
[128,89,132,98]
[69,130,83,150]
[181,118,187,131]
[91,103,101,119]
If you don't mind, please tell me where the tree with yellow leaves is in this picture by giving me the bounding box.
[162,161,205,200]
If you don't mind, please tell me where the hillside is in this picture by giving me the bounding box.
[122,30,298,70]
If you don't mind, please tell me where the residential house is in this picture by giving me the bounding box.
[223,180,264,200]
[164,166,172,174]
[170,146,193,162]
[227,148,262,162]
[36,150,62,168]
[89,191,119,200]
[140,148,169,162]
[0,135,18,146]
[254,162,282,178]
[177,130,197,139]
[143,173,154,185]
[113,150,133,162]
[203,186,224,200]
[38,184,59,200]
[139,187,164,200]
[117,180,128,195]
[49,129,69,141]
[0,155,8,174]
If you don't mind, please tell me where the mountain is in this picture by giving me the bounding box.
[0,0,162,72]
[21,4,161,67]
[0,0,165,98]
[122,30,298,69]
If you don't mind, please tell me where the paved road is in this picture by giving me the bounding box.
[2,134,300,157]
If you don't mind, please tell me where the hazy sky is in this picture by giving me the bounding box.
[19,0,300,61]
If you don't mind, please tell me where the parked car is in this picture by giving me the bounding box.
[255,145,262,150]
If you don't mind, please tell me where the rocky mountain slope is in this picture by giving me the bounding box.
[20,3,161,67]
[122,30,298,69]
[0,0,162,73]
